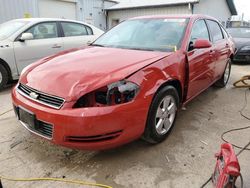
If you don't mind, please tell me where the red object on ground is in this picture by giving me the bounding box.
[212,143,240,188]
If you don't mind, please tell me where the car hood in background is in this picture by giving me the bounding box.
[0,39,11,47]
[21,47,171,101]
[233,38,250,50]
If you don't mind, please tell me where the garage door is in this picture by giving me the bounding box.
[39,0,76,20]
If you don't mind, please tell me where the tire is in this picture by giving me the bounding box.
[143,85,179,144]
[0,64,8,91]
[214,59,231,88]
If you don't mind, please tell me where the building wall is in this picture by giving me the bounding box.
[107,5,191,29]
[0,0,39,23]
[38,0,77,20]
[193,0,231,23]
[79,0,115,30]
[0,0,115,30]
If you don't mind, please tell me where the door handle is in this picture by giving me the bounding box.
[209,50,215,56]
[52,44,62,48]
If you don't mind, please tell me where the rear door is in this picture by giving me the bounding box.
[186,19,216,100]
[60,22,96,49]
[206,20,229,80]
[14,21,63,73]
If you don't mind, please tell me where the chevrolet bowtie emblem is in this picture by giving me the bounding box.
[30,92,39,99]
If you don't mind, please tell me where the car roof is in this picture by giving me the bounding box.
[10,18,92,26]
[227,27,250,29]
[130,14,217,21]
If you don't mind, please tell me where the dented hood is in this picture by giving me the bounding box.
[22,47,170,101]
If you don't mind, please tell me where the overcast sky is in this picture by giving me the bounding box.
[235,0,250,20]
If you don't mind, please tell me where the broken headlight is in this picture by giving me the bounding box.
[73,80,140,108]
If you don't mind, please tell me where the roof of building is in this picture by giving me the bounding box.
[106,0,199,10]
[226,0,237,15]
[105,0,119,3]
[106,0,238,16]
[129,14,216,20]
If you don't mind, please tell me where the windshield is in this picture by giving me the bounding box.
[0,20,29,40]
[227,28,250,38]
[93,18,189,52]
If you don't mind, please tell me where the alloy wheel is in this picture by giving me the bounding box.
[224,62,230,84]
[0,71,2,84]
[155,95,177,135]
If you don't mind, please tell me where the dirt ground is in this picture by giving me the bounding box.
[0,64,250,188]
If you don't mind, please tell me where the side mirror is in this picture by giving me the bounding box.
[193,39,212,49]
[19,33,34,42]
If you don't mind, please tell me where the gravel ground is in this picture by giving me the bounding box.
[0,64,250,188]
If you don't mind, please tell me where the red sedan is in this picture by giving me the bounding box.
[12,15,234,150]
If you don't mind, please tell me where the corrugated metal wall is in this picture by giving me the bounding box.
[80,0,105,30]
[107,5,191,29]
[193,0,231,24]
[0,0,116,30]
[79,0,115,30]
[0,0,39,23]
[38,0,77,20]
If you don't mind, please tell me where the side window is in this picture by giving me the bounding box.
[190,19,210,42]
[61,22,88,37]
[26,22,58,39]
[86,26,93,35]
[207,20,224,42]
[221,26,229,39]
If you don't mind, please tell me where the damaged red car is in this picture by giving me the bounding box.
[12,15,234,150]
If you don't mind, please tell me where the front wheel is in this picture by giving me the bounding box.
[214,59,231,88]
[0,64,8,91]
[143,86,179,144]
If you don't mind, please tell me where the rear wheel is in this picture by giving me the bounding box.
[143,86,179,144]
[0,64,8,91]
[214,59,231,88]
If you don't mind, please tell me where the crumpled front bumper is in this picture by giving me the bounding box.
[11,87,152,150]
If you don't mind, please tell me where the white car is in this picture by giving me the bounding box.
[0,18,104,90]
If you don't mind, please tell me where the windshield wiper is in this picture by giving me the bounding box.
[128,47,155,51]
[90,44,105,47]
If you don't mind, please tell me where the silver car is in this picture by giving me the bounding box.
[0,18,104,90]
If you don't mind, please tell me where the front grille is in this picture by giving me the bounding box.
[65,130,122,143]
[17,83,65,109]
[36,120,53,138]
[238,49,250,54]
[236,52,250,56]
[235,56,244,60]
[234,54,250,61]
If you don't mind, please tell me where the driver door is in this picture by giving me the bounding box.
[186,19,216,100]
[13,22,64,73]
